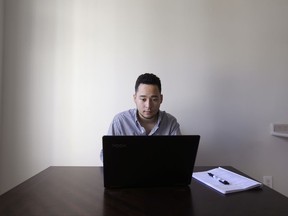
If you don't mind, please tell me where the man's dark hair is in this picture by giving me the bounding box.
[135,73,162,93]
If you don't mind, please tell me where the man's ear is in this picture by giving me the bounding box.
[160,94,163,104]
[133,94,136,102]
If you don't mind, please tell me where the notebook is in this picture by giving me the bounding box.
[193,167,262,194]
[102,135,200,188]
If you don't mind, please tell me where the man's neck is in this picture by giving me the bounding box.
[137,111,158,123]
[137,111,158,134]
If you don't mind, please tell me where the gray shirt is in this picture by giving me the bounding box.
[100,109,181,161]
[107,109,181,135]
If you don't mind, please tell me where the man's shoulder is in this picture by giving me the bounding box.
[113,109,136,121]
[159,110,177,120]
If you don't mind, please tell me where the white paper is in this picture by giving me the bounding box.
[192,167,262,194]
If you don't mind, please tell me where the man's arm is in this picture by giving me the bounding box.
[170,120,181,135]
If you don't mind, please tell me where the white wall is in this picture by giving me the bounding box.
[0,0,4,194]
[1,0,288,197]
[0,0,2,129]
[0,0,55,194]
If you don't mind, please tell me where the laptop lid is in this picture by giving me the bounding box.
[102,135,200,188]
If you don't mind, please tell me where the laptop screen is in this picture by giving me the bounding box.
[102,135,200,188]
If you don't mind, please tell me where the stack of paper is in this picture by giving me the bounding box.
[192,167,262,194]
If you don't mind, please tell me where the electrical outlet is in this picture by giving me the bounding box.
[263,176,273,188]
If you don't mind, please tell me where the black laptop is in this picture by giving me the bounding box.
[102,135,200,188]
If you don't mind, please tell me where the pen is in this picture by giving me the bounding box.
[208,172,230,185]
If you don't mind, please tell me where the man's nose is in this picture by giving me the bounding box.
[145,99,152,108]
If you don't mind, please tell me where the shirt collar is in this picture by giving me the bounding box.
[133,108,162,125]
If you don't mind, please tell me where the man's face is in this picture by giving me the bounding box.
[134,84,163,120]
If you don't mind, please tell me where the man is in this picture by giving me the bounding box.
[100,73,181,161]
[108,73,181,135]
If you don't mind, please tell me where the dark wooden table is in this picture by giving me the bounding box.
[1,166,288,216]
